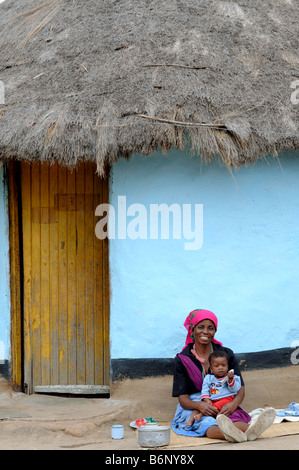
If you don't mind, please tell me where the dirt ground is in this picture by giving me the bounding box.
[0,366,298,450]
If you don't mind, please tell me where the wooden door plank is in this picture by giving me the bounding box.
[8,162,22,389]
[85,163,95,384]
[31,163,42,388]
[49,163,59,385]
[58,166,68,385]
[76,164,86,384]
[67,169,77,384]
[40,163,50,385]
[21,163,33,392]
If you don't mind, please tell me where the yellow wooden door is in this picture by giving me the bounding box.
[21,162,110,394]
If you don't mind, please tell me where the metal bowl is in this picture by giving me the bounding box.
[138,425,171,448]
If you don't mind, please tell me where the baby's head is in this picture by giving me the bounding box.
[208,350,229,379]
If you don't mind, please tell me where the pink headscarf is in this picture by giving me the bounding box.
[183,309,223,347]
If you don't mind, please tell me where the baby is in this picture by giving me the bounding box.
[185,350,241,426]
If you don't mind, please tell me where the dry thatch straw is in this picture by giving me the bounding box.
[12,0,62,48]
[0,0,298,175]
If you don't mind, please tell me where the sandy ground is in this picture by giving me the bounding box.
[0,366,298,450]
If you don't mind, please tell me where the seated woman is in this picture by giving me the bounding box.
[171,309,275,442]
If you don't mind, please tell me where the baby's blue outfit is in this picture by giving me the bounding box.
[201,374,241,401]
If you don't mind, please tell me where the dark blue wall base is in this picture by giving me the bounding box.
[111,347,298,381]
[0,360,10,380]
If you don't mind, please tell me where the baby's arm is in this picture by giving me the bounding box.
[227,369,235,384]
[228,372,241,393]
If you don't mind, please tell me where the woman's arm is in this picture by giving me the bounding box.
[178,395,218,417]
[232,385,245,409]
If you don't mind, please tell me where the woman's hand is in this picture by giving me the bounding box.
[178,395,217,417]
[218,401,236,417]
[219,386,245,416]
[197,399,218,417]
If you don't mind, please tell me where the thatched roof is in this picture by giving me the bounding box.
[0,0,298,175]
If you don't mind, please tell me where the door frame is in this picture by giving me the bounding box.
[8,161,110,393]
[8,161,23,391]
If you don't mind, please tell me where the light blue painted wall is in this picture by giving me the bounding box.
[109,150,299,359]
[0,165,10,363]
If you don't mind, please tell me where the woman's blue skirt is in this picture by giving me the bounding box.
[171,392,251,437]
[171,393,218,437]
